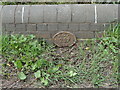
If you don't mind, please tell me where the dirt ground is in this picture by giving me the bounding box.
[1,42,118,88]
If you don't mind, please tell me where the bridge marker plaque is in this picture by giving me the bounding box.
[52,31,76,47]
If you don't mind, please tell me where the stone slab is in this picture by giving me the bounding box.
[1,0,118,2]
[0,5,3,23]
[48,23,58,31]
[79,23,90,31]
[68,23,79,31]
[57,5,71,22]
[2,24,6,32]
[74,31,94,39]
[97,4,118,23]
[0,5,3,35]
[2,5,17,24]
[15,5,30,23]
[29,5,44,23]
[27,24,36,31]
[118,4,120,22]
[16,24,26,31]
[28,31,51,39]
[72,4,94,23]
[58,23,69,31]
[6,24,16,31]
[37,23,48,31]
[44,5,57,23]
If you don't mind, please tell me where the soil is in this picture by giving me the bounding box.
[1,43,118,88]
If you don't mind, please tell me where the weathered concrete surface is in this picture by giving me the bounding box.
[27,24,36,31]
[1,4,118,39]
[15,5,30,23]
[2,4,118,23]
[97,4,118,23]
[16,24,26,31]
[0,5,3,35]
[6,24,16,31]
[2,5,17,23]
[29,5,44,23]
[44,5,57,22]
[118,4,120,22]
[1,0,118,2]
[72,4,94,23]
[48,23,58,31]
[57,5,71,22]
[68,23,79,31]
[37,23,48,31]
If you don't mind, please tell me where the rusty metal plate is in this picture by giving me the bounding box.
[52,31,76,47]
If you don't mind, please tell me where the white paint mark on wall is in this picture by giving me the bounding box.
[95,5,97,23]
[22,7,25,23]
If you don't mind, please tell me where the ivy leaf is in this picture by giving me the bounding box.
[18,72,26,80]
[34,70,41,78]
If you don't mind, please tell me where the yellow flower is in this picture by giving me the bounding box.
[85,47,90,50]
[7,63,11,66]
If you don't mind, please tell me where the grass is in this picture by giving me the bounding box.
[1,23,119,88]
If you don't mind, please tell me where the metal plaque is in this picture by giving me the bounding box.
[52,31,76,47]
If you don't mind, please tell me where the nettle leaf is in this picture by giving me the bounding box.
[14,60,23,69]
[34,70,41,78]
[18,72,26,80]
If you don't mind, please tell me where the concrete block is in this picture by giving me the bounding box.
[58,23,69,31]
[103,23,111,30]
[27,24,36,31]
[86,5,95,23]
[118,4,120,22]
[92,23,110,31]
[16,24,26,31]
[29,5,44,23]
[15,5,30,23]
[28,31,50,39]
[74,31,94,39]
[0,5,3,12]
[37,23,47,31]
[6,24,16,31]
[95,31,104,38]
[57,5,71,22]
[72,4,94,23]
[50,30,59,38]
[72,4,86,23]
[79,23,90,31]
[0,5,3,24]
[97,4,117,23]
[11,31,28,35]
[90,23,101,31]
[114,4,118,22]
[2,5,17,23]
[68,23,79,31]
[44,5,57,22]
[48,23,58,31]
[2,24,6,32]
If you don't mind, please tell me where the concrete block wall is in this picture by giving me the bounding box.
[1,4,118,39]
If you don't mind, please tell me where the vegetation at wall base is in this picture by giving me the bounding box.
[1,1,120,5]
[1,23,119,88]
